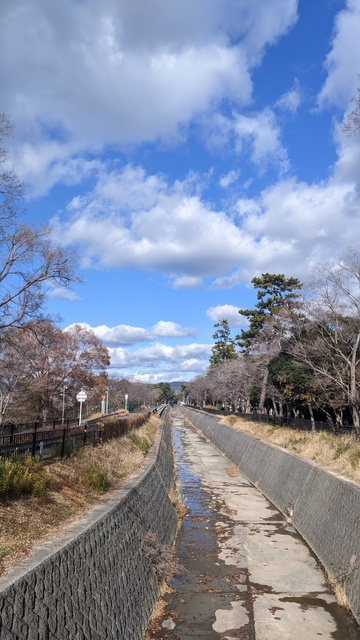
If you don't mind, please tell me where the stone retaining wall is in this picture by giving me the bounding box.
[0,410,178,640]
[180,406,360,625]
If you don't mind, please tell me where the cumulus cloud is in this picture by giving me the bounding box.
[50,139,360,289]
[151,321,195,338]
[219,170,240,188]
[275,82,302,113]
[66,320,195,346]
[109,343,211,367]
[51,168,249,283]
[317,0,360,110]
[64,322,208,380]
[0,0,298,192]
[233,109,289,171]
[46,286,81,301]
[206,304,249,328]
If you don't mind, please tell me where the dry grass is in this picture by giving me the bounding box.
[0,413,161,576]
[221,415,360,485]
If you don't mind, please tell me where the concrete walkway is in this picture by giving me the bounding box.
[149,410,360,639]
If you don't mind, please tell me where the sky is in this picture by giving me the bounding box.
[1,0,360,384]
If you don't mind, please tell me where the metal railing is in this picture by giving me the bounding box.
[198,406,354,434]
[0,411,151,460]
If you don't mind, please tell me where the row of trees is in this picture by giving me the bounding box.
[185,250,360,434]
[0,317,175,424]
[0,321,110,424]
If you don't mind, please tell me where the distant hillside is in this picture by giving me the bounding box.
[169,381,187,394]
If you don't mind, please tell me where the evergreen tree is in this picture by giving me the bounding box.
[154,382,176,404]
[236,273,302,350]
[209,319,238,367]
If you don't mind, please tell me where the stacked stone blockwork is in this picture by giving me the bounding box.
[0,409,178,640]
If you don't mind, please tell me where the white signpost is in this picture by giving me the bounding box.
[76,389,88,425]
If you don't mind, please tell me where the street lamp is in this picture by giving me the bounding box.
[106,388,109,415]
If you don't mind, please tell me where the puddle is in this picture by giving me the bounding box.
[145,412,360,640]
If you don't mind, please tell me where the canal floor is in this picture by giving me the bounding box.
[146,410,360,640]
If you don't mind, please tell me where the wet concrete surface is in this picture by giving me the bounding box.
[145,410,360,640]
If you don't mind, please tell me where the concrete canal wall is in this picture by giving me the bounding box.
[180,406,360,626]
[0,410,178,640]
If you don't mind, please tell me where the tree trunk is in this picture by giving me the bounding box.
[307,402,315,432]
[271,398,278,416]
[258,367,268,412]
[350,404,360,436]
[349,332,360,435]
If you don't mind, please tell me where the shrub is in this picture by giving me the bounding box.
[348,447,360,469]
[0,456,50,499]
[334,440,351,459]
[87,467,109,492]
[128,432,150,454]
[143,532,183,584]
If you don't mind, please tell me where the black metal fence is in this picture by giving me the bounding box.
[0,411,151,460]
[200,407,354,435]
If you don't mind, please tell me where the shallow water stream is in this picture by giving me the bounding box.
[146,410,360,639]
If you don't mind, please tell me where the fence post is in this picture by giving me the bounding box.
[61,427,67,458]
[32,423,38,457]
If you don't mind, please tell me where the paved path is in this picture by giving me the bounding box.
[149,410,360,639]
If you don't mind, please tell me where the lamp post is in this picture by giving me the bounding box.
[125,393,128,412]
[61,386,67,425]
[106,388,109,415]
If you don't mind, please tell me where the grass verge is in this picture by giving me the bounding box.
[221,415,360,485]
[0,412,161,576]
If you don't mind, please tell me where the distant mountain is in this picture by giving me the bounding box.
[169,380,187,394]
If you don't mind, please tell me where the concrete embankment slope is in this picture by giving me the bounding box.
[180,406,360,626]
[0,410,178,640]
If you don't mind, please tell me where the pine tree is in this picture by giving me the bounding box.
[209,319,238,367]
[236,273,302,350]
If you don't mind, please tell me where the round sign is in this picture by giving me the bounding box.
[76,390,87,402]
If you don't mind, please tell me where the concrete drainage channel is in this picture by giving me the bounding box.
[147,410,360,639]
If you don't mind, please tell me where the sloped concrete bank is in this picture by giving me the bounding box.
[180,406,360,626]
[0,410,178,640]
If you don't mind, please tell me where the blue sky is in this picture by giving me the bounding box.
[1,0,360,383]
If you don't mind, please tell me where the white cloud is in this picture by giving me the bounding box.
[0,0,298,190]
[151,321,195,338]
[233,109,289,171]
[52,168,249,283]
[203,108,289,175]
[65,320,195,346]
[172,276,204,289]
[275,82,301,113]
[46,287,81,301]
[51,135,360,289]
[206,304,249,328]
[219,170,240,188]
[108,343,212,368]
[317,0,360,110]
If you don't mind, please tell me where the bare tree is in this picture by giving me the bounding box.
[0,322,110,423]
[0,114,79,329]
[288,248,360,433]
